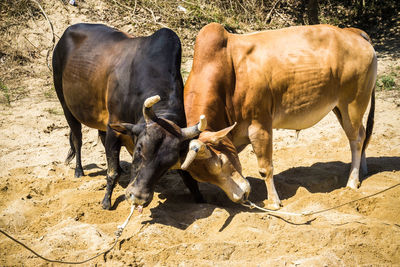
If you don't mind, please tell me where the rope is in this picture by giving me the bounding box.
[302,182,400,216]
[241,182,400,217]
[241,201,304,216]
[0,205,138,265]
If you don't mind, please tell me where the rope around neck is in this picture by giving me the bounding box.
[0,204,139,265]
[241,182,400,217]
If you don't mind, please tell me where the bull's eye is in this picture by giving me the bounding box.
[135,145,142,156]
[219,154,228,165]
[217,154,224,167]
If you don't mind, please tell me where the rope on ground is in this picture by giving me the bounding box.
[0,205,137,265]
[242,182,400,218]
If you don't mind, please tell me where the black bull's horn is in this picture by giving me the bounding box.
[143,95,160,123]
[142,95,207,140]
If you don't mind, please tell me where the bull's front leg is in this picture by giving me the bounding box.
[101,127,122,210]
[248,120,282,210]
[178,170,205,203]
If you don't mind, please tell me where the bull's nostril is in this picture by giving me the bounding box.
[126,192,134,201]
[245,191,250,200]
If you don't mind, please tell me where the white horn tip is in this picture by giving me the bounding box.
[144,95,161,108]
[181,148,198,170]
[198,114,207,131]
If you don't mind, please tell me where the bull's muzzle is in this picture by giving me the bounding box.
[221,174,251,203]
[232,178,251,203]
[125,186,153,206]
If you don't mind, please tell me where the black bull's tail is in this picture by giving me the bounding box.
[65,132,76,165]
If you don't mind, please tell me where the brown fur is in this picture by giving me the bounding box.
[184,23,377,207]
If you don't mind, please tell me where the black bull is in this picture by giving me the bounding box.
[52,23,204,209]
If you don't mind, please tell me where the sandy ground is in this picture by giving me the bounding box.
[1,1,400,266]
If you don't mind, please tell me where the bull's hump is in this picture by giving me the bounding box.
[194,23,227,59]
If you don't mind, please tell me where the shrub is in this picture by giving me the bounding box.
[377,74,397,91]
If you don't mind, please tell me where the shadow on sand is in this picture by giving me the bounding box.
[80,156,399,228]
[139,156,400,230]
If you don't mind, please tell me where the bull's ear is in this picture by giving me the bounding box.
[109,123,143,136]
[200,122,237,145]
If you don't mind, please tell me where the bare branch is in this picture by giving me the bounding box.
[30,0,55,72]
[133,0,137,14]
[110,0,168,28]
[23,35,40,51]
[274,9,291,25]
[143,6,168,28]
[110,0,136,12]
[265,0,282,24]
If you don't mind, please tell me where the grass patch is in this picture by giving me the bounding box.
[376,66,399,91]
[45,107,64,116]
[377,75,395,90]
[0,79,28,105]
[44,86,56,99]
[0,80,11,105]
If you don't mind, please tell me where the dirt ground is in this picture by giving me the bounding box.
[1,1,400,266]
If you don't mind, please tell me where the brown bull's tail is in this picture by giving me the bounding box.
[343,27,372,44]
[344,27,375,157]
[362,88,375,156]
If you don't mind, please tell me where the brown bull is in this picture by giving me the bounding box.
[181,23,377,209]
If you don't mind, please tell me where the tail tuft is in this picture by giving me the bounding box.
[65,148,76,165]
[361,88,375,157]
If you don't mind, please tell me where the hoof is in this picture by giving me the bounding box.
[361,167,368,176]
[263,199,282,211]
[74,168,84,178]
[346,179,360,189]
[259,168,267,177]
[102,198,111,210]
[194,194,206,204]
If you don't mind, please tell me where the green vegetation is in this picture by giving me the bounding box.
[45,107,64,116]
[114,0,399,35]
[44,86,56,99]
[0,80,11,105]
[116,0,272,33]
[376,68,399,91]
[1,0,399,104]
[0,80,28,105]
[0,0,40,20]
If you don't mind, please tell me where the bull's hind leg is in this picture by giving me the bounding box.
[57,99,84,178]
[334,105,367,189]
[67,122,84,177]
[54,72,84,178]
[248,120,281,209]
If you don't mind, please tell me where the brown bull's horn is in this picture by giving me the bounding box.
[181,115,207,140]
[143,95,160,123]
[181,141,201,170]
[198,114,207,131]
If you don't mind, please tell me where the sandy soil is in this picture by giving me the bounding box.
[1,1,399,266]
